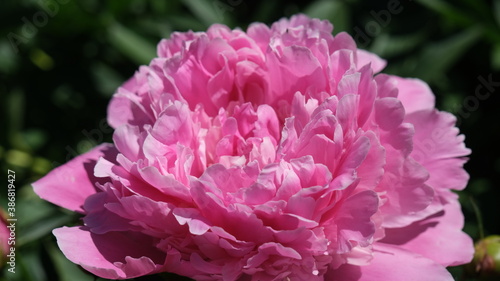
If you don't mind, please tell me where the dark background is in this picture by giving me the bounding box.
[0,0,499,280]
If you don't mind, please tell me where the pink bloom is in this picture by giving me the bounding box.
[33,14,473,280]
[0,214,9,264]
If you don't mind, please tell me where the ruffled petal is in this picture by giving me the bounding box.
[356,49,386,73]
[392,76,436,114]
[32,144,117,213]
[53,226,166,279]
[381,192,474,266]
[407,109,470,192]
[331,244,454,281]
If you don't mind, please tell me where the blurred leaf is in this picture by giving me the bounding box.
[20,129,48,151]
[458,0,493,19]
[1,246,47,281]
[252,1,281,22]
[0,39,19,74]
[414,0,475,26]
[468,178,493,196]
[412,26,482,82]
[51,85,85,109]
[108,23,157,66]
[447,265,465,280]
[31,157,52,175]
[6,89,25,147]
[29,48,54,71]
[91,62,124,97]
[16,192,73,245]
[183,0,233,27]
[16,190,53,226]
[441,91,465,113]
[20,246,48,281]
[47,242,94,281]
[492,43,500,71]
[149,0,170,15]
[370,32,426,58]
[106,0,134,15]
[5,149,32,168]
[304,0,350,33]
[18,214,72,246]
[495,0,500,26]
[169,14,206,31]
[135,18,173,39]
[38,0,102,34]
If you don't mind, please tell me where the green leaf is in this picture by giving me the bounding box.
[20,129,48,151]
[458,0,493,20]
[304,0,350,33]
[2,246,47,281]
[19,246,48,281]
[414,0,475,26]
[252,1,281,23]
[47,242,94,281]
[492,43,500,71]
[494,0,500,27]
[183,0,234,27]
[370,32,427,58]
[0,39,19,74]
[169,14,207,31]
[91,62,125,97]
[108,23,157,66]
[6,89,26,150]
[149,0,173,15]
[412,26,482,82]
[18,213,72,246]
[16,193,74,245]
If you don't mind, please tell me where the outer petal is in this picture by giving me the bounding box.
[32,144,117,213]
[381,192,474,266]
[407,109,470,191]
[53,226,166,279]
[392,76,435,114]
[356,49,386,73]
[331,244,454,281]
[107,75,153,129]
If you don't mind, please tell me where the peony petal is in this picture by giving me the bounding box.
[331,244,454,281]
[32,144,117,213]
[407,109,470,191]
[173,208,211,235]
[381,192,474,266]
[112,124,142,161]
[267,44,326,103]
[356,49,386,73]
[326,189,379,252]
[83,190,135,234]
[393,76,436,114]
[245,242,302,268]
[53,226,165,279]
[379,157,434,228]
[374,97,405,131]
[105,195,177,235]
[331,32,357,53]
[106,71,155,129]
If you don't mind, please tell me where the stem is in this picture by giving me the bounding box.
[469,196,485,240]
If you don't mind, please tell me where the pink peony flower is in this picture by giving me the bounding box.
[33,14,473,280]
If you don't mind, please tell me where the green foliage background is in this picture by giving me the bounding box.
[0,0,499,280]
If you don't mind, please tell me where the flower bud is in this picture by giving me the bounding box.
[466,235,500,277]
